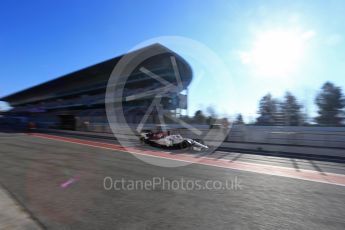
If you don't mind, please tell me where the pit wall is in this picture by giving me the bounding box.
[37,121,345,158]
[221,125,345,158]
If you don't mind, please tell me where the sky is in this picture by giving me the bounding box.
[1,0,345,122]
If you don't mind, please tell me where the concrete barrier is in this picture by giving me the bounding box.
[37,123,345,158]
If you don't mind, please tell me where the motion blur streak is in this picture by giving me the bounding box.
[29,133,345,187]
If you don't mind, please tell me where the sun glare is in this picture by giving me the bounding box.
[242,29,313,78]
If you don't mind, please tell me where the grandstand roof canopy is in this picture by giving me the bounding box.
[1,44,192,106]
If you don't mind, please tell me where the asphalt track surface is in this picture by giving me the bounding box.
[0,130,345,230]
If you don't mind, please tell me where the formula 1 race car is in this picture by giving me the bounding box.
[139,130,209,151]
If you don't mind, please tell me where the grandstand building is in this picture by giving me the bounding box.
[0,44,193,132]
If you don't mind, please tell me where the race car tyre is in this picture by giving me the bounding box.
[180,140,189,149]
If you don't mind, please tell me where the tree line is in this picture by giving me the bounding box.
[250,82,345,126]
[181,81,344,127]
